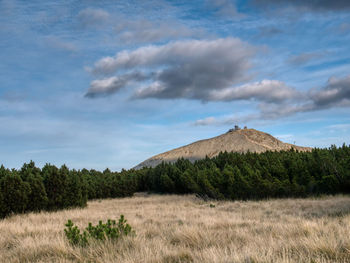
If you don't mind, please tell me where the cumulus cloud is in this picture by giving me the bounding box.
[78,8,109,27]
[208,80,300,103]
[258,75,350,118]
[250,0,350,12]
[88,38,255,100]
[194,74,350,126]
[132,81,166,99]
[193,102,312,126]
[86,77,127,98]
[85,72,148,98]
[257,102,313,119]
[193,102,313,126]
[309,75,350,109]
[86,33,350,123]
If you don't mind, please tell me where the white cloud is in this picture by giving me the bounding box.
[309,74,350,108]
[86,72,148,98]
[209,79,300,103]
[194,113,260,126]
[89,38,255,100]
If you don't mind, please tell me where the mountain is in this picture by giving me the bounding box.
[134,128,312,169]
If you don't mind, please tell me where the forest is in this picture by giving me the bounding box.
[1,144,349,219]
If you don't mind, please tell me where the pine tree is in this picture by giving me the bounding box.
[0,165,10,180]
[0,174,31,215]
[222,165,235,199]
[232,166,250,200]
[43,164,68,210]
[197,170,222,199]
[64,170,86,208]
[0,189,5,218]
[26,173,48,211]
[178,169,200,193]
[160,173,175,193]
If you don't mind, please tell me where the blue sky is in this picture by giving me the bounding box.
[1,0,350,170]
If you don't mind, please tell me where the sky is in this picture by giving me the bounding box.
[1,0,350,171]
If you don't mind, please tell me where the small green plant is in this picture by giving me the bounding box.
[64,215,134,246]
[64,220,89,246]
[209,203,216,208]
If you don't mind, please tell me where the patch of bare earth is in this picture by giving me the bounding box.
[0,194,349,263]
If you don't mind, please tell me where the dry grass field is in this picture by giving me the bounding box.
[0,194,350,263]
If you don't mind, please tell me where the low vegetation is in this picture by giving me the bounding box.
[64,215,134,247]
[0,194,349,262]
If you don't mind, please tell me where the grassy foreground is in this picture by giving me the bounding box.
[0,194,349,263]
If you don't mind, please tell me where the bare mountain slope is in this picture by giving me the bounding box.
[134,128,312,169]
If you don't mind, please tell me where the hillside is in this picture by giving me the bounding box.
[134,128,312,169]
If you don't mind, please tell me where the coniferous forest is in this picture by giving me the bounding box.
[1,145,350,219]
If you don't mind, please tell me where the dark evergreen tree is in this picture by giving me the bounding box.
[1,143,350,219]
[0,165,10,180]
[64,170,86,208]
[26,173,48,211]
[43,164,68,210]
[0,174,31,215]
[318,174,339,194]
[177,169,200,193]
[0,189,5,218]
[159,173,175,193]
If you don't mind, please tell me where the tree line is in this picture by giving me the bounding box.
[138,145,350,199]
[1,144,350,218]
[0,163,138,219]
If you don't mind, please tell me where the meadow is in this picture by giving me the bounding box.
[0,194,349,263]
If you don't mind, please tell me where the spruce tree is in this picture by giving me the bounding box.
[0,189,5,218]
[26,174,48,211]
[160,173,175,193]
[64,170,86,208]
[43,164,68,210]
[0,174,31,215]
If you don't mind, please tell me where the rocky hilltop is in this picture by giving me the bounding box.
[134,128,312,169]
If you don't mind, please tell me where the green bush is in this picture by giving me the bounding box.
[64,215,134,246]
[64,219,89,246]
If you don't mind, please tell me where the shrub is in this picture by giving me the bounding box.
[64,220,88,246]
[64,215,134,246]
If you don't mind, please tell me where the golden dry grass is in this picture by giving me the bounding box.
[0,194,350,263]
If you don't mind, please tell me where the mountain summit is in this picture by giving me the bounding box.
[134,128,312,169]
